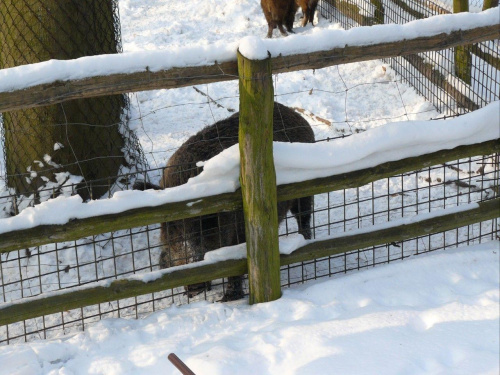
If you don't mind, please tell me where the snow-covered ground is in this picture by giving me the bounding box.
[0,1,498,372]
[0,242,498,375]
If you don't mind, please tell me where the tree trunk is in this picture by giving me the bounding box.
[0,0,126,201]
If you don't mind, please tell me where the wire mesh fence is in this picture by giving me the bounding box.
[0,0,146,205]
[1,108,498,344]
[319,0,500,115]
[0,0,499,345]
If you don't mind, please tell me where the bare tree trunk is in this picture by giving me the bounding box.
[0,0,126,201]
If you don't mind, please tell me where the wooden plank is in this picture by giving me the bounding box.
[0,24,498,113]
[389,0,426,19]
[470,44,500,70]
[0,139,498,254]
[323,0,377,25]
[1,197,498,326]
[402,53,479,111]
[0,259,248,326]
[281,197,500,265]
[238,50,281,304]
[0,191,243,254]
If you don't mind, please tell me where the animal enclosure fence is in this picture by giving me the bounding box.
[319,0,500,114]
[0,6,499,344]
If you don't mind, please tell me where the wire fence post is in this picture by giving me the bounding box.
[237,48,281,304]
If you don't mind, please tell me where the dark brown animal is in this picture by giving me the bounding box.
[261,0,297,38]
[135,102,315,301]
[296,0,319,26]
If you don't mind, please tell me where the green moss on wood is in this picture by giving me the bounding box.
[482,0,499,9]
[453,0,472,85]
[237,50,281,304]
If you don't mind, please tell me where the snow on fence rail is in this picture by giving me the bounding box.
[0,101,498,324]
[1,198,498,326]
[0,113,498,252]
[0,9,498,113]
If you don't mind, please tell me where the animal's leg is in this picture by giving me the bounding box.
[306,1,319,26]
[266,21,276,38]
[285,3,298,32]
[161,220,212,298]
[301,12,309,27]
[185,281,212,298]
[291,196,313,240]
[221,276,245,301]
[277,23,288,36]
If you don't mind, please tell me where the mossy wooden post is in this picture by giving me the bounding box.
[454,0,472,85]
[237,49,281,304]
[370,0,385,25]
[482,0,499,10]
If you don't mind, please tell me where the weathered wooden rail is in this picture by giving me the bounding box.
[0,22,498,113]
[0,139,497,254]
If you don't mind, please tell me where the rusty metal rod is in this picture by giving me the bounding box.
[168,353,197,375]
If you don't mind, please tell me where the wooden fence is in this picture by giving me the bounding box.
[0,15,499,327]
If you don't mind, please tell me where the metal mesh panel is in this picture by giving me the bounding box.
[318,0,500,115]
[1,116,498,344]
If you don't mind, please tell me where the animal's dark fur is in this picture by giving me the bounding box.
[135,102,315,301]
[261,0,297,38]
[296,0,319,26]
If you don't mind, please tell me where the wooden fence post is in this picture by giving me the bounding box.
[370,0,385,25]
[237,49,281,304]
[454,0,472,85]
[482,0,499,10]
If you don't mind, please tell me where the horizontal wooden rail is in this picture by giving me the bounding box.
[0,139,498,254]
[277,139,500,202]
[0,23,498,113]
[281,198,500,266]
[1,197,498,326]
[402,54,479,111]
